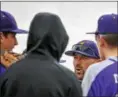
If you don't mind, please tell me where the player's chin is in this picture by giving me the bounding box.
[77,75,83,80]
[76,72,84,80]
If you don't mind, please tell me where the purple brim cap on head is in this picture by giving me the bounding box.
[11,29,28,34]
[0,28,28,34]
[65,50,99,58]
[0,10,28,34]
[87,13,118,34]
[65,40,100,59]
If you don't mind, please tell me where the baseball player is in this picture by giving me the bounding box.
[0,10,27,75]
[82,13,118,96]
[65,40,100,81]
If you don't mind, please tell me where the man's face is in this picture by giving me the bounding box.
[0,32,18,51]
[73,55,100,80]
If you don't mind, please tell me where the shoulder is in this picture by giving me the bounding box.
[57,64,76,77]
[82,58,115,88]
[85,59,114,76]
[82,59,114,96]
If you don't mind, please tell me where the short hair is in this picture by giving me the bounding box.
[101,34,118,47]
[0,31,16,37]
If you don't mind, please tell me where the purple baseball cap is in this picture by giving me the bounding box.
[0,10,27,34]
[87,13,118,34]
[65,40,100,59]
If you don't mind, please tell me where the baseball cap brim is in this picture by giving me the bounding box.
[86,31,98,34]
[86,31,118,34]
[11,29,28,34]
[65,50,98,58]
[59,60,66,63]
[86,32,96,34]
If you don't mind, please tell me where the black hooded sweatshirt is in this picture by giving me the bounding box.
[0,12,82,97]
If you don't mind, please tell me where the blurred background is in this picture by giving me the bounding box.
[1,1,117,71]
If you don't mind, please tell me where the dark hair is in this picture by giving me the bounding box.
[101,34,118,47]
[1,31,16,37]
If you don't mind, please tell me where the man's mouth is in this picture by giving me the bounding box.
[75,66,84,75]
[75,69,84,80]
[76,69,83,74]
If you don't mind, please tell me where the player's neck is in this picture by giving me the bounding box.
[104,47,118,59]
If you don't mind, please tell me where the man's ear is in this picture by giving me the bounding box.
[99,36,107,48]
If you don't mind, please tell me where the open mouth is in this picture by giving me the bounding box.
[75,67,84,75]
[75,68,84,80]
